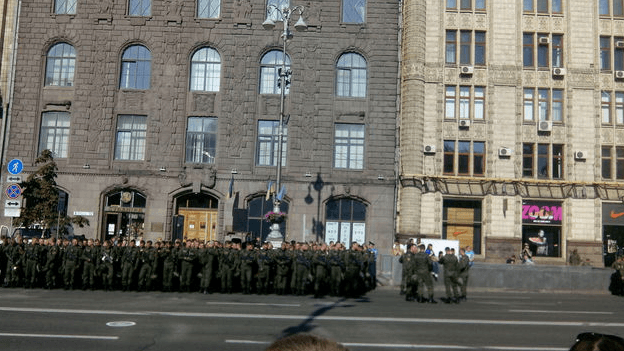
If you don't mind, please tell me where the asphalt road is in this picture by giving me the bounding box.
[0,287,622,351]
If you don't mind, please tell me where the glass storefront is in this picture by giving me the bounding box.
[521,200,562,258]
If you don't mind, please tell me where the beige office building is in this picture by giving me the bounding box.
[398,0,624,266]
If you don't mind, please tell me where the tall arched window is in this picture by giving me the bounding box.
[247,196,288,242]
[190,47,221,92]
[336,52,367,98]
[45,43,76,87]
[120,45,151,90]
[103,189,147,240]
[260,50,291,95]
[324,198,367,245]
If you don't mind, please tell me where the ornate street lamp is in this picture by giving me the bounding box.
[262,4,307,246]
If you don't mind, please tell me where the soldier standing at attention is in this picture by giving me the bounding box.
[121,239,137,291]
[44,238,60,289]
[161,240,177,292]
[458,247,471,301]
[413,244,437,303]
[178,241,196,292]
[23,238,40,288]
[239,243,256,294]
[99,240,115,291]
[64,238,82,290]
[293,243,313,295]
[256,242,273,294]
[400,243,417,301]
[328,243,345,296]
[439,247,461,303]
[200,241,218,294]
[81,239,98,290]
[312,243,330,298]
[274,242,292,295]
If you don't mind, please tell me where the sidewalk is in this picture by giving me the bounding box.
[379,255,614,294]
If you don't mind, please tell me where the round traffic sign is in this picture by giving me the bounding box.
[6,184,22,199]
[7,159,23,175]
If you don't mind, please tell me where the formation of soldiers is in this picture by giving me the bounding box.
[0,236,377,298]
[400,243,471,304]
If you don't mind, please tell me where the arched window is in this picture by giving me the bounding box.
[247,196,288,242]
[336,52,367,98]
[260,50,291,95]
[45,43,76,87]
[190,47,221,92]
[103,189,147,240]
[120,45,151,90]
[324,198,367,245]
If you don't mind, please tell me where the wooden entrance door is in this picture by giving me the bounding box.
[178,208,218,242]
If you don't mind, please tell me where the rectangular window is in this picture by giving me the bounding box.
[334,124,365,170]
[601,37,612,71]
[524,0,562,14]
[617,92,624,124]
[447,0,457,10]
[443,140,486,176]
[523,33,534,67]
[445,86,456,119]
[617,146,624,179]
[460,31,472,65]
[524,88,563,122]
[616,37,624,71]
[446,31,457,64]
[475,31,486,65]
[267,0,290,21]
[523,143,534,177]
[523,143,564,179]
[342,0,366,23]
[186,117,217,164]
[445,85,486,121]
[257,120,287,167]
[617,0,624,16]
[444,140,456,174]
[601,0,610,15]
[197,0,220,18]
[603,146,613,179]
[55,0,77,14]
[115,115,147,161]
[447,0,486,11]
[552,34,563,68]
[39,111,70,158]
[603,91,613,124]
[537,34,549,68]
[129,0,151,16]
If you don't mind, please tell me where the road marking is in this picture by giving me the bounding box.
[226,340,567,350]
[206,301,300,307]
[106,321,137,327]
[509,309,613,315]
[0,332,118,340]
[2,307,623,328]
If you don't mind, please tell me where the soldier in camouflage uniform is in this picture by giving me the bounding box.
[4,237,24,287]
[412,244,436,303]
[23,238,42,288]
[63,238,82,290]
[312,243,330,298]
[44,238,60,289]
[98,240,115,291]
[199,241,218,294]
[121,239,137,291]
[136,240,157,291]
[162,240,179,292]
[81,239,98,290]
[273,242,292,295]
[255,242,273,294]
[239,243,256,294]
[178,241,197,292]
[439,247,461,303]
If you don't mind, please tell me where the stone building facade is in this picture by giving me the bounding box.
[1,0,399,251]
[399,0,624,266]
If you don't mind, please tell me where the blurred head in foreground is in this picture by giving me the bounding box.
[265,334,350,351]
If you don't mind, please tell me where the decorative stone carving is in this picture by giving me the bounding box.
[203,168,217,188]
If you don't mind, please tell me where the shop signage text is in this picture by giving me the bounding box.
[522,202,562,224]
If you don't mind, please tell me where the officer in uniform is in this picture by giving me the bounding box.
[44,238,60,289]
[81,239,98,290]
[98,240,115,291]
[458,247,471,301]
[273,242,292,295]
[239,243,256,294]
[413,244,437,303]
[256,242,273,294]
[178,241,197,292]
[63,238,82,290]
[312,243,330,298]
[121,239,137,291]
[439,247,461,303]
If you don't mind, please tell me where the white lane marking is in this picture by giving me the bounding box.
[106,321,136,327]
[226,340,567,351]
[0,332,118,340]
[2,307,623,328]
[206,302,300,307]
[508,310,613,315]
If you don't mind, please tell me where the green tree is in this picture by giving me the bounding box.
[14,149,89,235]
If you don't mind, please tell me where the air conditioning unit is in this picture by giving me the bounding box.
[617,41,624,48]
[538,120,552,132]
[538,36,550,44]
[552,67,566,77]
[458,119,471,128]
[498,147,512,157]
[460,65,474,75]
[423,145,436,154]
[616,71,624,79]
[574,151,587,160]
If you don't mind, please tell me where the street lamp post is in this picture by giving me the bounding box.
[262,5,307,247]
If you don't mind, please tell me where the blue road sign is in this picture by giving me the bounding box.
[7,159,23,175]
[6,183,22,199]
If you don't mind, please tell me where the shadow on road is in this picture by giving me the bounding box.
[279,296,369,338]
